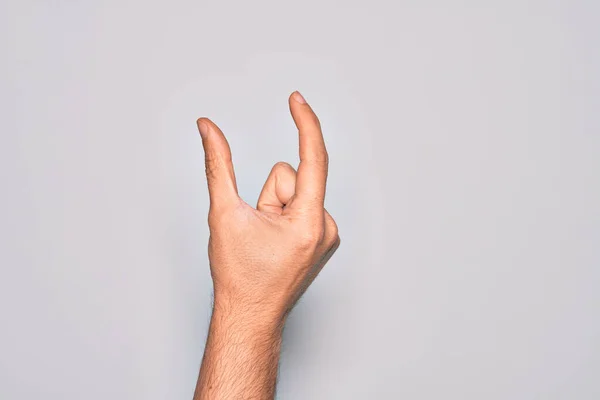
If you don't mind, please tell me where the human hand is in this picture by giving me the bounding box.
[196,91,340,325]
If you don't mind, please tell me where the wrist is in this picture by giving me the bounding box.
[197,290,285,400]
[212,292,287,335]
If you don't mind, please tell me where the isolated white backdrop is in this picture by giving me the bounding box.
[1,1,599,399]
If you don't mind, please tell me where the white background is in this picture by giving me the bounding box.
[1,1,599,399]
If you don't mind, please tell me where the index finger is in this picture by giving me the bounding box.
[288,91,329,208]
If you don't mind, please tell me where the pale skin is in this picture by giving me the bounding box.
[193,91,340,400]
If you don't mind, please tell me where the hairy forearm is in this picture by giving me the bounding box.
[194,297,285,400]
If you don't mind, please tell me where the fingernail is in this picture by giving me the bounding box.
[197,118,209,138]
[293,91,307,104]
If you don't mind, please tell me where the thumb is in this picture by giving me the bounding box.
[196,117,239,210]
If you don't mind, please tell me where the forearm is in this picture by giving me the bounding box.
[194,297,285,400]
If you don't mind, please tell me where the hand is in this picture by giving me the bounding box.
[196,91,340,324]
[194,91,340,399]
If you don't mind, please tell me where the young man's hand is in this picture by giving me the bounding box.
[194,91,340,399]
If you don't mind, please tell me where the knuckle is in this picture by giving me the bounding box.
[207,207,230,229]
[328,221,339,240]
[205,163,218,181]
[309,112,322,128]
[207,209,221,228]
[204,153,232,180]
[330,235,341,253]
[297,225,325,251]
[204,147,219,163]
[204,153,220,179]
[325,211,338,236]
[207,198,243,230]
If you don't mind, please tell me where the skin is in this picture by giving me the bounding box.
[193,91,340,400]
